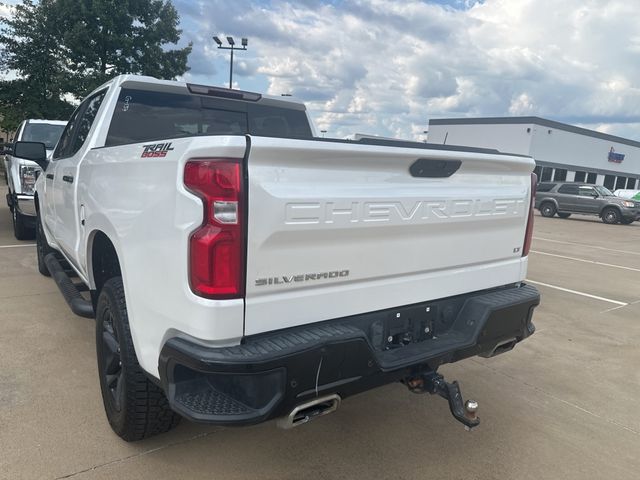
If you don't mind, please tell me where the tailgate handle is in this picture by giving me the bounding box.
[410,158,461,178]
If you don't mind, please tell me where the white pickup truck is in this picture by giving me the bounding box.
[18,75,539,441]
[3,119,66,239]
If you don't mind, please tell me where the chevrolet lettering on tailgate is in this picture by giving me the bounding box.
[284,197,526,225]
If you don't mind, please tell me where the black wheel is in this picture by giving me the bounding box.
[540,202,557,218]
[12,203,35,240]
[557,212,571,219]
[601,207,620,225]
[620,218,634,225]
[96,277,180,441]
[36,213,54,276]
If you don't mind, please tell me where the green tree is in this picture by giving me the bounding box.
[0,0,72,131]
[0,0,192,131]
[58,0,192,97]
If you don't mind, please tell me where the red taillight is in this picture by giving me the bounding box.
[184,159,244,299]
[522,172,537,257]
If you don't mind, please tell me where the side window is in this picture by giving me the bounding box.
[53,107,83,159]
[13,123,22,142]
[53,89,107,160]
[558,184,578,195]
[536,183,556,192]
[70,90,107,156]
[578,187,596,197]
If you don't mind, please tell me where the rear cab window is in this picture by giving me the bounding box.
[106,88,313,147]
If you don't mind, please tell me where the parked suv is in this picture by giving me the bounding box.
[535,182,640,224]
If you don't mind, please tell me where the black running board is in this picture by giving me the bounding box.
[44,253,95,318]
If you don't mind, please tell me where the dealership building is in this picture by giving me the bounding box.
[427,117,640,191]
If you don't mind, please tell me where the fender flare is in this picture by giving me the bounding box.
[599,204,622,217]
[84,215,125,291]
[537,198,558,210]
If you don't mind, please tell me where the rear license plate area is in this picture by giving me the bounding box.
[383,304,437,349]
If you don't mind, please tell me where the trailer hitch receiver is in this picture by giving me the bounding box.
[406,372,480,430]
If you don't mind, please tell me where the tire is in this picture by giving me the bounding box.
[96,277,180,441]
[620,218,634,225]
[601,207,620,225]
[36,213,54,276]
[12,203,35,240]
[557,212,571,219]
[540,202,557,218]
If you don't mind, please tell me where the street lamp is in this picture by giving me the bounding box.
[320,130,327,138]
[213,35,248,89]
[423,130,428,143]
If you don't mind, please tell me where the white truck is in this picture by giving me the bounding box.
[2,119,66,239]
[17,75,540,441]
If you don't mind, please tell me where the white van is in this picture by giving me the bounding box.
[614,189,640,201]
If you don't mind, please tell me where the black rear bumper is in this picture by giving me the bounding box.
[159,283,540,425]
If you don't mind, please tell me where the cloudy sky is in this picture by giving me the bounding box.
[4,0,640,141]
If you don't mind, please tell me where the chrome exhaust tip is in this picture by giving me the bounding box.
[277,394,341,429]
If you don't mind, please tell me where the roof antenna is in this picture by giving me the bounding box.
[443,132,448,145]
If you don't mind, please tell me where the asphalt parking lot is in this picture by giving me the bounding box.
[1,184,640,480]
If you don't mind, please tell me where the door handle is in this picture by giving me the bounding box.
[62,175,74,184]
[46,174,54,180]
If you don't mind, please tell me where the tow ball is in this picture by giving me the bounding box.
[405,372,480,430]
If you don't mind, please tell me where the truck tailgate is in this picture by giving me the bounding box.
[244,137,534,336]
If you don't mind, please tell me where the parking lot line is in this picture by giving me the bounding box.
[530,250,640,273]
[533,236,640,256]
[0,244,36,248]
[526,279,628,306]
[600,299,640,314]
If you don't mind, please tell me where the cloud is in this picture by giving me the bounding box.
[174,0,640,141]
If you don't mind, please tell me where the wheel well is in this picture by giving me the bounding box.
[600,205,621,216]
[91,232,122,297]
[540,200,556,209]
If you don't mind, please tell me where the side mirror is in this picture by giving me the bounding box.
[13,141,48,170]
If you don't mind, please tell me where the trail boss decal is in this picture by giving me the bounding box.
[256,270,350,287]
[141,142,174,158]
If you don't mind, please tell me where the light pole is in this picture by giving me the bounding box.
[213,35,248,89]
[320,130,327,138]
[423,130,428,143]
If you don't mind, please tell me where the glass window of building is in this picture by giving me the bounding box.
[615,176,627,190]
[604,175,615,189]
[541,167,553,182]
[553,169,567,181]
